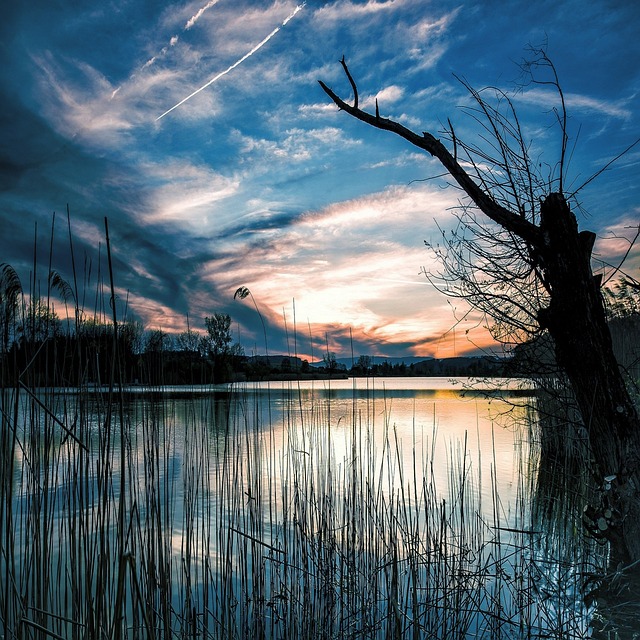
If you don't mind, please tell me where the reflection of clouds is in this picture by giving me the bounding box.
[231,379,531,521]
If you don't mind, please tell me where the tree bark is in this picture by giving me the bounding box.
[537,194,640,562]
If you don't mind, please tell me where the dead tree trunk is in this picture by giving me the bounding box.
[537,194,640,561]
[320,64,640,563]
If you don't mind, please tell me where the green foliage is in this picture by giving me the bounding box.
[204,313,233,357]
[176,328,202,353]
[202,313,245,383]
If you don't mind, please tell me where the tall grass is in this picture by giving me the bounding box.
[0,220,611,638]
[0,370,607,639]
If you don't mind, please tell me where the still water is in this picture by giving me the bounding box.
[3,377,607,638]
[223,377,532,517]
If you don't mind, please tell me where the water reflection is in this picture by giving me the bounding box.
[2,377,616,638]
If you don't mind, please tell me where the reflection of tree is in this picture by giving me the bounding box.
[527,386,640,636]
[530,383,592,527]
[212,393,232,434]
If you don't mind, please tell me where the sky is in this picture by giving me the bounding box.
[1,0,639,361]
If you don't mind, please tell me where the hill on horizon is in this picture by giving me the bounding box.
[310,355,434,367]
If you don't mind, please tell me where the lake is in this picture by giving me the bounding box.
[1,377,612,638]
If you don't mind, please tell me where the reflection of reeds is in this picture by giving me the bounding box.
[0,368,602,639]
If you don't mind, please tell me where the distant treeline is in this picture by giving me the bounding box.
[2,328,518,387]
[1,322,220,387]
[358,356,515,378]
[4,323,638,386]
[2,278,637,387]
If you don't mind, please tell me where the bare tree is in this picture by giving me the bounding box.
[144,329,171,354]
[320,51,640,563]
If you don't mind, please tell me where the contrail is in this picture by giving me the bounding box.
[139,0,222,73]
[185,0,222,29]
[110,0,226,100]
[156,3,305,121]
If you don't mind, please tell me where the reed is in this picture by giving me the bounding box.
[0,366,604,639]
[0,224,610,638]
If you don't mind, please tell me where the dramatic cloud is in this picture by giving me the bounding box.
[594,213,640,276]
[134,160,240,228]
[208,183,485,358]
[2,0,638,359]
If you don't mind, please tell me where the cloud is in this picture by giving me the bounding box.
[141,0,225,72]
[314,0,405,23]
[7,0,637,362]
[364,151,429,170]
[514,87,632,120]
[594,213,640,275]
[31,2,307,146]
[209,183,461,354]
[312,2,459,79]
[142,36,181,71]
[236,126,361,165]
[32,52,178,149]
[298,102,340,116]
[404,8,461,71]
[411,9,461,39]
[132,160,240,229]
[120,289,189,332]
[361,84,405,110]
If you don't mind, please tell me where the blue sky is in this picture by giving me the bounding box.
[1,0,639,360]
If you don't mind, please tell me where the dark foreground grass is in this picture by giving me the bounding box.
[0,232,616,638]
[0,375,606,640]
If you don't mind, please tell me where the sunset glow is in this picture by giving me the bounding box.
[1,1,638,360]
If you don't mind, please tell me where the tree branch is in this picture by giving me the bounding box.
[319,65,542,248]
